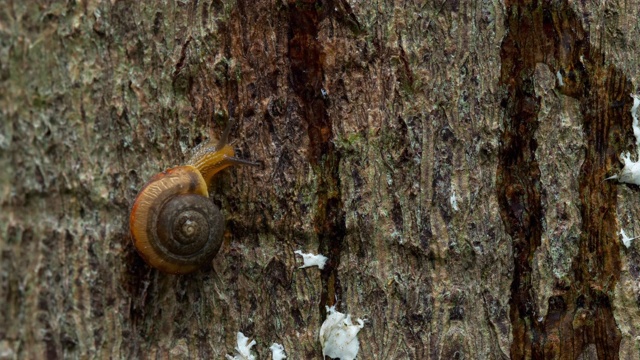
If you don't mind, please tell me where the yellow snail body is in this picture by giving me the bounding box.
[129,123,258,274]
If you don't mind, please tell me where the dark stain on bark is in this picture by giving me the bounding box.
[433,125,455,225]
[286,0,346,315]
[264,257,291,292]
[498,1,632,358]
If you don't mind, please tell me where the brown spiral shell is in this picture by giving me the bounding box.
[129,166,224,274]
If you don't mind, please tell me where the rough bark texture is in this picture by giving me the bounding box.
[2,0,640,359]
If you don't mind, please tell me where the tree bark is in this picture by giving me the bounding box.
[2,0,640,359]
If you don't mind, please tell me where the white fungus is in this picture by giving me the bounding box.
[619,228,638,248]
[609,95,640,184]
[556,71,564,87]
[319,306,365,360]
[270,343,286,360]
[614,153,640,185]
[226,332,256,360]
[294,250,328,270]
[450,188,459,211]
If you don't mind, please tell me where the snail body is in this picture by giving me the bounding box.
[130,123,257,274]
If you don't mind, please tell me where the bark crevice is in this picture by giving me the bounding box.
[287,1,346,315]
[498,1,631,358]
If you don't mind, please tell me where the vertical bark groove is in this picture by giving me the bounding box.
[287,0,347,314]
[498,1,631,358]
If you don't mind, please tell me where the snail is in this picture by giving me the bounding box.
[129,121,258,274]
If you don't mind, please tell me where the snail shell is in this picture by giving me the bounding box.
[130,166,224,274]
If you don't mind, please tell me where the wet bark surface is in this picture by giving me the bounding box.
[498,1,632,358]
[287,0,346,315]
[2,1,640,359]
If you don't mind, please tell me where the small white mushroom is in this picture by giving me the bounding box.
[319,306,365,360]
[226,332,256,360]
[608,95,640,184]
[270,343,286,360]
[294,250,328,269]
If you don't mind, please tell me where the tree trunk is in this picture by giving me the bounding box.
[2,0,640,359]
